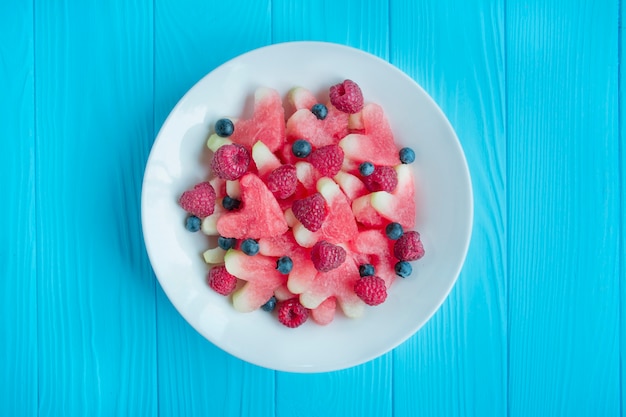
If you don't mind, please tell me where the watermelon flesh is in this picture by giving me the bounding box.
[225,250,288,312]
[310,297,337,325]
[229,87,285,152]
[297,256,365,318]
[184,83,424,327]
[292,178,359,247]
[285,86,350,147]
[339,103,401,166]
[216,173,288,239]
[350,229,397,287]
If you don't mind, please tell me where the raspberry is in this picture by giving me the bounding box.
[309,144,344,177]
[277,298,309,328]
[292,192,327,232]
[207,266,238,295]
[211,143,250,180]
[310,241,346,272]
[178,182,216,218]
[329,79,364,114]
[266,164,298,199]
[354,276,387,306]
[393,231,425,261]
[362,165,398,192]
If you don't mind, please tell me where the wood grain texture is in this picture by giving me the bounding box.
[271,0,389,58]
[507,1,620,416]
[271,2,392,416]
[34,0,157,414]
[389,1,507,416]
[153,1,276,415]
[0,1,37,415]
[617,1,626,417]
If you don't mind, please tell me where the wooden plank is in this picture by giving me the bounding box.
[0,1,37,415]
[270,2,392,416]
[507,1,620,415]
[271,0,388,58]
[389,1,507,416]
[622,0,626,413]
[34,0,157,414]
[153,0,276,415]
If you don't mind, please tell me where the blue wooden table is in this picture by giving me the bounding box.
[1,0,622,415]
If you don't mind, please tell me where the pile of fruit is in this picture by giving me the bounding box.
[178,79,424,328]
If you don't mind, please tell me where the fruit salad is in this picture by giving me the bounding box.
[178,79,425,328]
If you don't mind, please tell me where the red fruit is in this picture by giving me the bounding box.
[311,241,347,272]
[229,87,285,152]
[362,165,398,192]
[310,297,336,325]
[393,231,425,261]
[309,144,344,177]
[216,173,289,239]
[286,105,350,147]
[277,298,309,328]
[211,143,251,180]
[354,276,387,306]
[339,103,401,166]
[329,79,364,114]
[178,182,216,218]
[225,250,289,312]
[292,192,327,232]
[266,164,298,199]
[207,266,238,296]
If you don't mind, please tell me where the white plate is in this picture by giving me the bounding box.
[142,41,473,373]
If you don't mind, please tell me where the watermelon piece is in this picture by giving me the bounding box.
[229,88,285,152]
[286,87,318,116]
[216,173,288,239]
[203,246,227,264]
[274,284,297,301]
[207,133,233,152]
[209,177,227,199]
[292,177,359,247]
[201,199,227,235]
[370,164,416,229]
[310,297,337,325]
[297,256,365,318]
[252,140,282,178]
[333,171,368,201]
[351,195,386,228]
[258,231,300,257]
[350,229,396,287]
[226,180,241,199]
[285,105,350,147]
[295,161,321,193]
[224,250,287,312]
[339,103,401,166]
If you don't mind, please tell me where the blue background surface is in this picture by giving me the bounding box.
[0,0,622,415]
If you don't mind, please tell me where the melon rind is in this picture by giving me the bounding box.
[225,250,287,313]
[370,164,416,229]
[207,133,233,152]
[252,140,282,177]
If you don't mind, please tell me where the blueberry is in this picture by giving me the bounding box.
[261,296,277,312]
[276,256,293,274]
[218,236,237,250]
[359,264,375,277]
[395,261,413,278]
[359,162,375,177]
[385,222,404,240]
[222,196,241,211]
[311,103,328,120]
[215,118,234,137]
[241,238,259,256]
[399,147,415,164]
[185,215,201,232]
[292,139,312,158]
